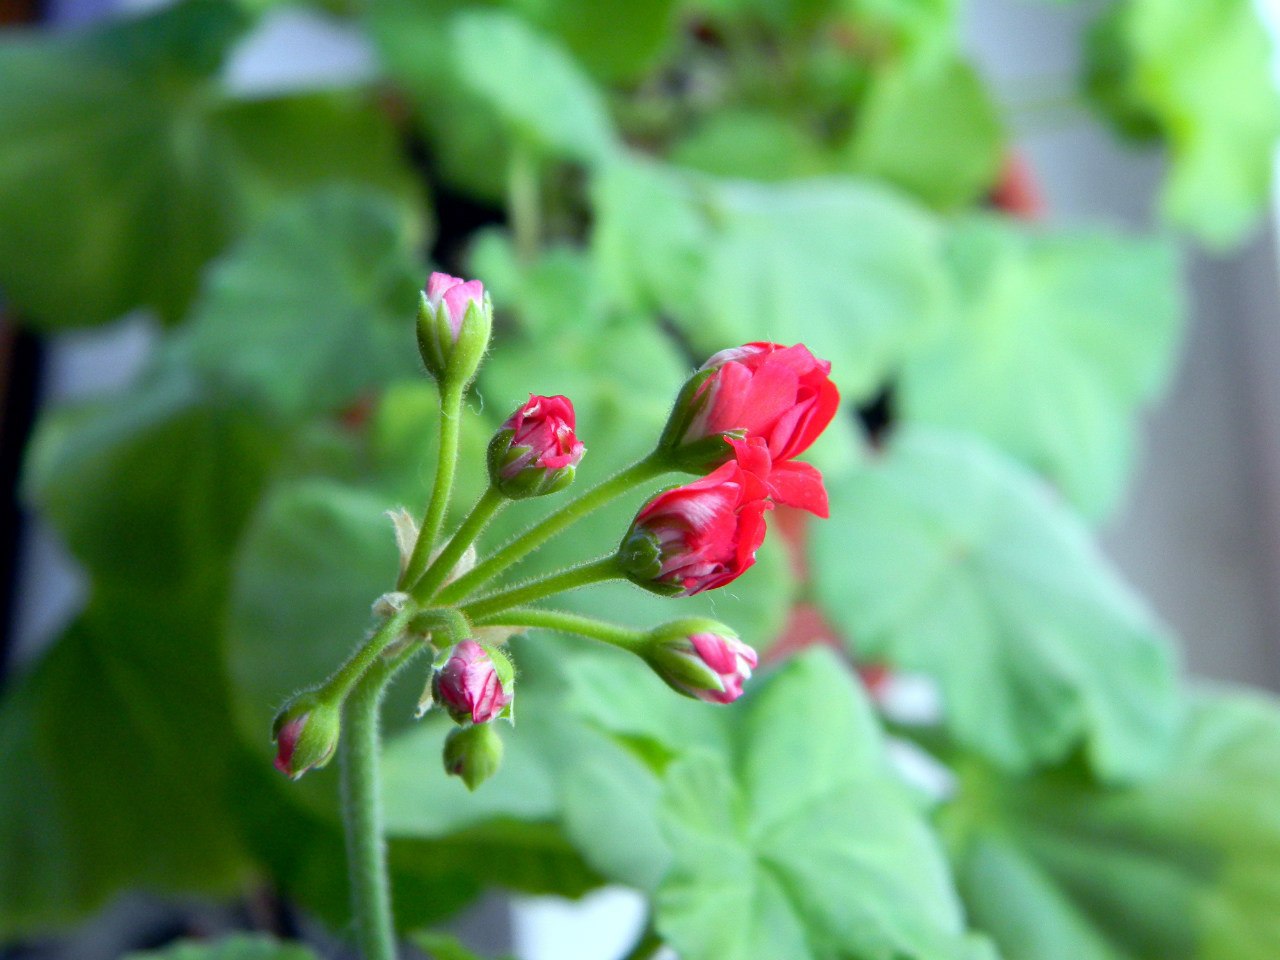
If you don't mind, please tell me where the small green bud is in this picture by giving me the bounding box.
[271,692,342,780]
[443,723,504,791]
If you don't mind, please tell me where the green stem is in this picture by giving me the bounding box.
[475,606,646,652]
[508,139,540,263]
[437,454,668,605]
[400,382,465,589]
[460,556,622,622]
[341,659,400,960]
[319,604,418,704]
[618,921,663,960]
[410,487,506,604]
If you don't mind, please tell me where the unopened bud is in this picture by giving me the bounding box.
[271,692,341,779]
[430,640,515,724]
[443,722,504,790]
[487,394,585,499]
[644,618,758,704]
[416,272,492,387]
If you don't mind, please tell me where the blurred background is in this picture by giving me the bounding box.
[3,0,1279,958]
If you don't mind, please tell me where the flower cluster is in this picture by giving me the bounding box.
[272,273,838,790]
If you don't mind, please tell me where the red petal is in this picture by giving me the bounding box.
[766,461,829,518]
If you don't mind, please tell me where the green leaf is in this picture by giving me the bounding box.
[23,369,282,594]
[509,0,678,83]
[1093,0,1280,247]
[845,57,1004,209]
[0,0,416,329]
[4,371,282,934]
[810,429,1181,780]
[449,9,617,164]
[656,649,977,960]
[671,109,830,181]
[901,217,1184,518]
[180,186,426,422]
[945,692,1280,960]
[124,936,318,960]
[593,158,950,401]
[411,932,516,960]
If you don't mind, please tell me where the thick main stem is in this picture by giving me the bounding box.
[400,382,465,589]
[341,661,399,960]
[460,556,622,621]
[437,455,667,605]
[410,486,505,604]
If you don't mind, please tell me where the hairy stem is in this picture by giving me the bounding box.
[437,455,667,605]
[341,658,400,960]
[400,381,465,589]
[459,556,623,622]
[476,606,646,653]
[320,604,418,704]
[410,486,506,604]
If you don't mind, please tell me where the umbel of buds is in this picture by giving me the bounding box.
[618,439,772,596]
[488,395,586,499]
[443,722,504,791]
[417,272,493,387]
[432,640,515,724]
[644,619,759,704]
[272,692,342,780]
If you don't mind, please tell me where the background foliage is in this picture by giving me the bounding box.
[2,0,1280,957]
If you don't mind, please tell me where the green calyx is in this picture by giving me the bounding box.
[644,618,738,693]
[443,722,505,791]
[272,690,342,780]
[416,292,493,389]
[487,428,579,499]
[617,527,683,596]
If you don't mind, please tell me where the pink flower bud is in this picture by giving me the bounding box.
[488,395,586,499]
[417,272,492,385]
[432,640,514,724]
[271,694,341,780]
[645,619,758,704]
[425,272,486,338]
[618,440,773,596]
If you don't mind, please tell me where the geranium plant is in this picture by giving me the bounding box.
[3,0,1280,959]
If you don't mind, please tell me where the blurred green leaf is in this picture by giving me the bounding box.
[1088,0,1280,247]
[671,109,830,181]
[593,157,950,401]
[811,429,1181,781]
[845,57,1003,209]
[4,370,284,935]
[900,216,1184,518]
[945,693,1280,960]
[0,0,417,329]
[509,0,678,83]
[23,369,282,594]
[656,649,979,960]
[411,932,515,960]
[180,186,426,422]
[124,936,317,960]
[450,9,618,163]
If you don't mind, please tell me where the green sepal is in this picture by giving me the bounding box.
[487,428,580,499]
[416,292,493,389]
[270,691,342,780]
[616,528,684,596]
[442,723,505,791]
[644,618,738,695]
